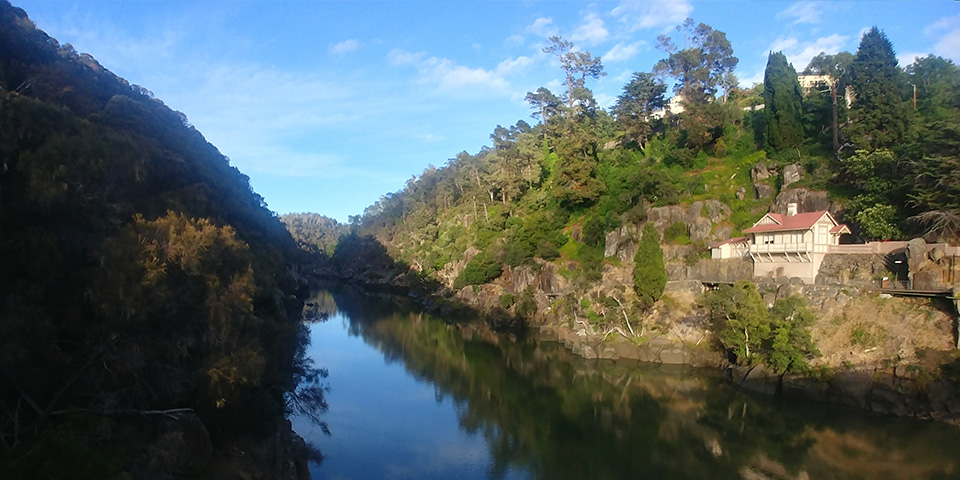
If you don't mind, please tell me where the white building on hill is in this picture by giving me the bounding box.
[711,203,851,283]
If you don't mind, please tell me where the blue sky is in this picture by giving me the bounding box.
[12,0,960,222]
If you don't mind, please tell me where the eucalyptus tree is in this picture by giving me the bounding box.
[542,35,606,114]
[653,18,738,105]
[612,72,667,148]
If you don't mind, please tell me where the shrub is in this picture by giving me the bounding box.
[454,249,502,289]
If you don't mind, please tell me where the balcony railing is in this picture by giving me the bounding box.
[750,243,809,254]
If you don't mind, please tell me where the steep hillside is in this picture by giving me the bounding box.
[0,3,316,478]
[320,22,960,406]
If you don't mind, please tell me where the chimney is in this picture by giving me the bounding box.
[787,203,798,216]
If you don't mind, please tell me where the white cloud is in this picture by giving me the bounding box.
[528,17,556,37]
[495,56,534,76]
[925,12,960,36]
[934,30,960,62]
[387,48,425,66]
[777,2,822,25]
[611,0,692,31]
[329,39,359,54]
[740,68,765,88]
[898,51,927,68]
[570,13,608,45]
[504,34,525,47]
[594,92,616,110]
[603,42,644,62]
[926,13,960,62]
[388,48,529,96]
[768,34,849,71]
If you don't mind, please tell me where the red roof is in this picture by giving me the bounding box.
[743,211,831,233]
[830,224,852,234]
[709,236,748,249]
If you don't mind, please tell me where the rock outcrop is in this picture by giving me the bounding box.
[771,188,838,216]
[782,163,804,188]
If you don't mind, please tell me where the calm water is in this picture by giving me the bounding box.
[291,289,960,480]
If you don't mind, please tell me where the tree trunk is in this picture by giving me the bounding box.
[831,82,840,152]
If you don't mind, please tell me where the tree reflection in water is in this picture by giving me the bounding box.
[315,288,960,480]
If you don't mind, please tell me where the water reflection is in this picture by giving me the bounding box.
[297,288,960,480]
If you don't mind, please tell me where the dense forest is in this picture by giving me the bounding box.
[0,2,322,477]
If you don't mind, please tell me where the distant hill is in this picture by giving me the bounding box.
[0,2,314,477]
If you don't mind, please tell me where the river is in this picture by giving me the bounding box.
[290,288,960,480]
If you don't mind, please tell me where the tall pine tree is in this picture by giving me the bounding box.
[847,27,908,151]
[763,51,804,150]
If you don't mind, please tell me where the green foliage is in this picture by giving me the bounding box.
[703,281,770,363]
[767,297,818,374]
[654,18,738,104]
[633,223,667,310]
[515,287,538,318]
[0,7,307,474]
[763,51,804,150]
[500,293,515,309]
[847,27,909,150]
[663,221,690,244]
[581,213,605,247]
[281,212,346,255]
[855,204,903,240]
[705,284,818,371]
[454,248,503,289]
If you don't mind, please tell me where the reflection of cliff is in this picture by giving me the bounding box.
[328,289,960,480]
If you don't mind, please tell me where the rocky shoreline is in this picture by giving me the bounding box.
[540,319,960,426]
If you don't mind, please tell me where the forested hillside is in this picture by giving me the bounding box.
[335,21,959,292]
[0,2,318,477]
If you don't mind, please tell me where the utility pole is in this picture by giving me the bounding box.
[909,83,917,109]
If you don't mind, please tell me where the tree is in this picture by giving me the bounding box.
[846,27,909,151]
[767,297,818,374]
[632,222,666,310]
[525,87,562,124]
[542,35,606,113]
[804,51,854,152]
[653,18,738,105]
[763,51,804,150]
[855,203,903,240]
[703,281,769,363]
[612,72,666,147]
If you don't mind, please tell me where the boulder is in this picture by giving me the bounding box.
[906,237,929,273]
[703,199,732,224]
[689,217,713,243]
[772,188,835,215]
[735,187,747,200]
[782,163,804,188]
[754,183,775,199]
[751,163,773,183]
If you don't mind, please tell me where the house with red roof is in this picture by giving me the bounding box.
[711,203,851,283]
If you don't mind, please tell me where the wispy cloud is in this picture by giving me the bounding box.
[611,0,692,31]
[329,39,359,54]
[570,13,608,45]
[388,48,531,97]
[768,33,849,71]
[777,2,822,25]
[604,42,645,62]
[528,17,556,37]
[926,13,960,62]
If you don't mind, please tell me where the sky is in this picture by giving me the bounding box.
[11,0,960,222]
